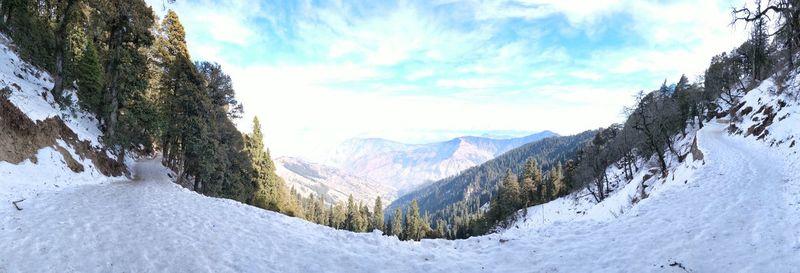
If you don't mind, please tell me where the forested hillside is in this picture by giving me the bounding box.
[0,0,307,217]
[387,130,595,238]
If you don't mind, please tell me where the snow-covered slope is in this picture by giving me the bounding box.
[327,131,557,192]
[0,34,125,208]
[275,156,397,204]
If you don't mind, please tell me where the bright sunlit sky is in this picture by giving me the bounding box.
[147,0,750,162]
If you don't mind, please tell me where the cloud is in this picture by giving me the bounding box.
[569,71,603,81]
[154,0,750,161]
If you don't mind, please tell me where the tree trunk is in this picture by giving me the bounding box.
[51,0,78,102]
[104,25,123,140]
[655,148,668,177]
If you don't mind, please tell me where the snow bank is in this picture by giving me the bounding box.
[0,34,123,209]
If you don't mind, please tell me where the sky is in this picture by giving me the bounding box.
[146,0,750,162]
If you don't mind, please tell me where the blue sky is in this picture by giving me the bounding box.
[147,0,749,161]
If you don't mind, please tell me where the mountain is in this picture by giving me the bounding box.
[386,130,596,220]
[275,156,396,204]
[327,131,558,193]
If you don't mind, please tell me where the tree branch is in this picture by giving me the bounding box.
[12,199,24,211]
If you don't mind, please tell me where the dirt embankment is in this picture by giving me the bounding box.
[0,92,125,176]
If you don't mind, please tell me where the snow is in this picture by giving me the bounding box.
[0,141,127,213]
[0,34,104,148]
[1,119,798,272]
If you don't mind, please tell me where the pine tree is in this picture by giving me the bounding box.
[345,195,357,231]
[246,117,288,213]
[421,212,432,239]
[314,194,326,225]
[551,162,566,197]
[391,208,404,238]
[488,169,521,227]
[373,196,384,231]
[330,203,346,229]
[499,169,520,212]
[76,40,104,115]
[746,4,770,81]
[523,159,543,204]
[519,160,535,205]
[435,219,447,239]
[405,200,423,241]
[98,1,155,145]
[358,203,370,232]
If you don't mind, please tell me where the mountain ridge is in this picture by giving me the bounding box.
[275,156,397,205]
[327,131,559,193]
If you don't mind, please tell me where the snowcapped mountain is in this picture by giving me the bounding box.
[327,131,558,192]
[275,156,396,204]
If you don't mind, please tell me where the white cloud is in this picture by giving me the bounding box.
[569,71,603,81]
[153,0,751,161]
[147,0,259,47]
[436,78,506,89]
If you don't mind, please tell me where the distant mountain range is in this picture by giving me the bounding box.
[326,131,559,193]
[386,130,597,219]
[275,157,397,205]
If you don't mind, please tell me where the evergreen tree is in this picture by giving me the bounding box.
[519,159,536,205]
[744,3,770,81]
[421,212,432,238]
[523,159,543,203]
[97,1,155,145]
[551,162,566,197]
[76,40,103,115]
[435,219,447,239]
[391,208,404,239]
[405,200,423,241]
[373,196,384,231]
[246,117,287,212]
[345,195,357,231]
[357,203,370,232]
[314,194,326,225]
[330,203,346,229]
[488,169,521,228]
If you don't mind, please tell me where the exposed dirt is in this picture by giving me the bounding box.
[0,95,125,176]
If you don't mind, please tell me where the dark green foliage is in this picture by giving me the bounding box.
[196,62,243,118]
[1,0,56,72]
[487,169,521,228]
[76,41,104,114]
[246,117,288,212]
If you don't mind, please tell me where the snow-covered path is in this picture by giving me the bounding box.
[1,124,798,273]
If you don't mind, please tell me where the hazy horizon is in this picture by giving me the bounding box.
[147,0,749,161]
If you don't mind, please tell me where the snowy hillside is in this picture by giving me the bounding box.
[327,131,557,192]
[275,156,396,204]
[0,34,125,208]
